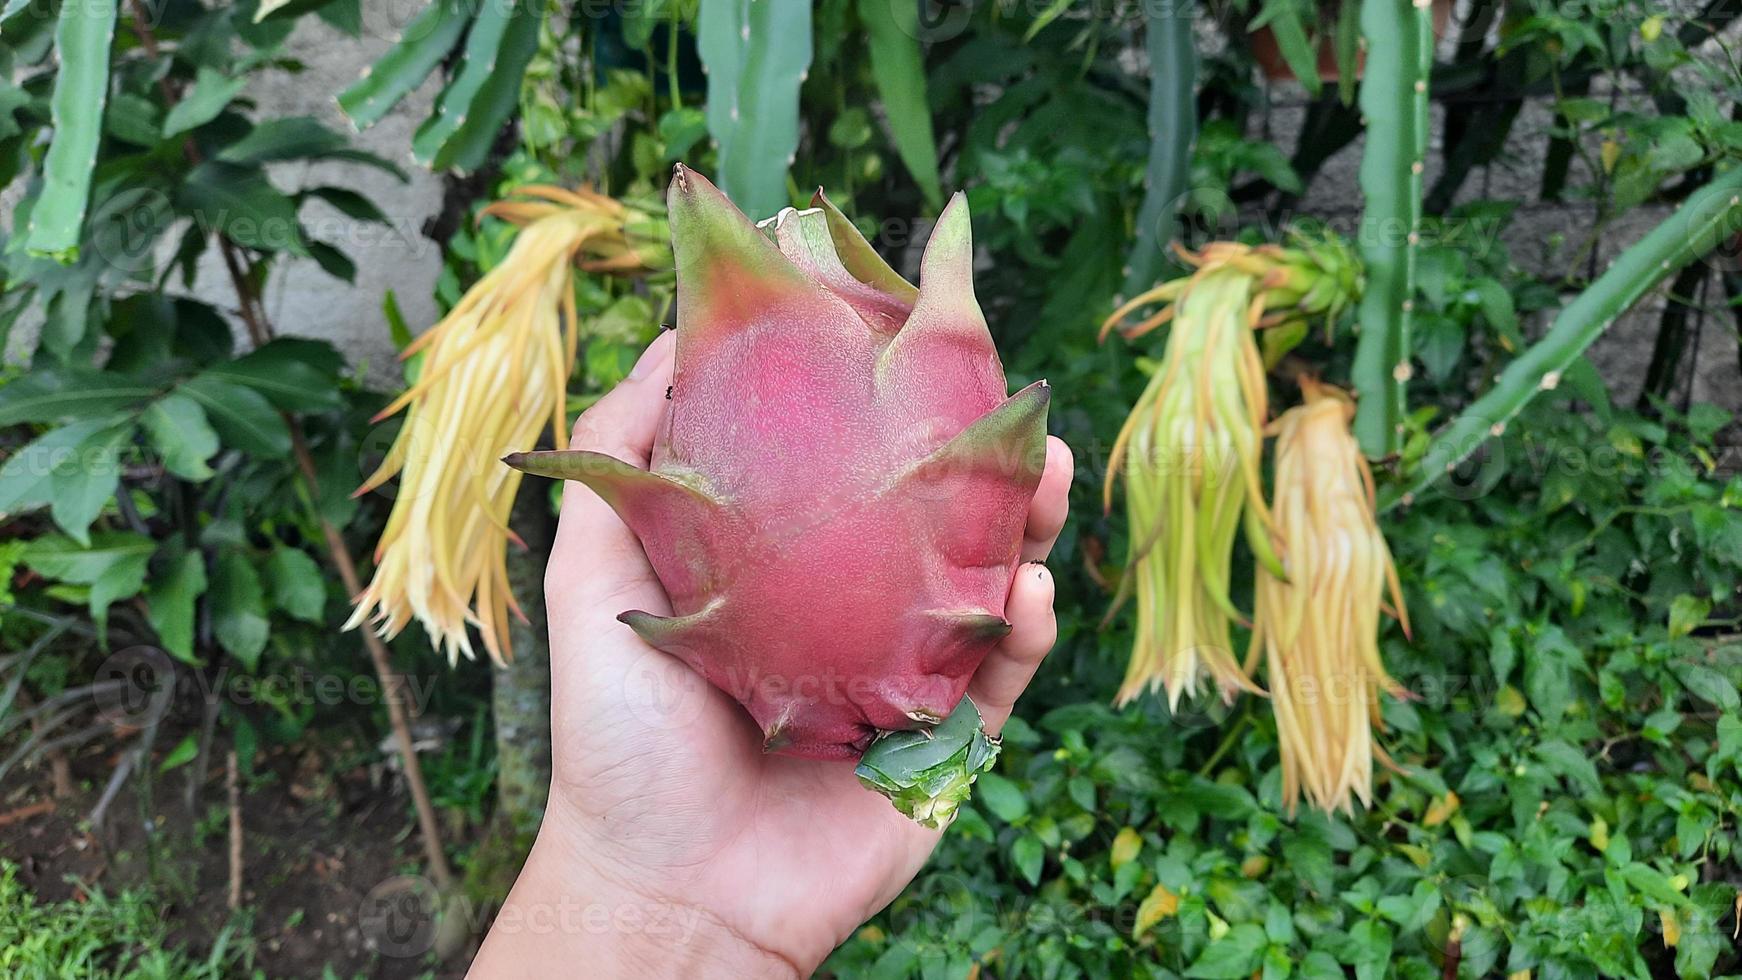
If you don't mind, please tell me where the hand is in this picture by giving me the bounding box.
[470,332,1073,977]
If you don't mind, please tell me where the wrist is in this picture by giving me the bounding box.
[470,806,804,978]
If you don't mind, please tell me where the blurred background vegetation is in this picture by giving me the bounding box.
[2,0,1742,976]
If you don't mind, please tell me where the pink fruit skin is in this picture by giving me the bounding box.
[523,166,1049,760]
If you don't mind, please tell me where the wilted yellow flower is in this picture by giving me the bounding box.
[1103,234,1360,711]
[1104,265,1277,709]
[1248,379,1410,814]
[345,187,667,664]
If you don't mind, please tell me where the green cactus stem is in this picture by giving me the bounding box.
[1350,0,1433,457]
[25,0,117,260]
[336,0,470,130]
[697,0,812,218]
[1122,0,1199,297]
[409,0,540,172]
[1385,166,1742,508]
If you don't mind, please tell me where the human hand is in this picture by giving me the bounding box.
[471,331,1073,977]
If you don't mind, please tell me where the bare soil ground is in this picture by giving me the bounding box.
[1,730,480,979]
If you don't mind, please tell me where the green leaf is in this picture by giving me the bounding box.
[1620,863,1691,907]
[20,531,153,640]
[1524,626,1579,724]
[157,733,198,773]
[382,289,424,384]
[657,107,709,164]
[179,375,290,458]
[411,0,540,171]
[211,551,268,671]
[302,186,388,224]
[1011,833,1044,886]
[308,242,356,283]
[0,417,134,544]
[1716,713,1742,765]
[1284,835,1334,893]
[252,0,297,22]
[141,393,220,481]
[1254,0,1322,97]
[0,370,155,426]
[0,419,105,518]
[1535,738,1602,795]
[1348,919,1394,980]
[1021,0,1074,40]
[51,421,133,544]
[176,161,309,256]
[25,0,118,259]
[104,91,161,146]
[161,66,246,137]
[337,0,471,129]
[1186,923,1268,978]
[858,0,942,209]
[1472,277,1520,348]
[146,548,207,663]
[974,772,1030,823]
[1671,661,1739,711]
[0,79,31,141]
[216,116,406,179]
[697,0,811,217]
[1413,312,1466,381]
[1488,625,1517,682]
[1300,950,1343,980]
[1374,881,1441,932]
[1668,593,1711,638]
[264,546,324,623]
[203,338,344,413]
[1685,404,1732,443]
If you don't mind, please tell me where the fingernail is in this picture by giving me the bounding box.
[628,332,674,380]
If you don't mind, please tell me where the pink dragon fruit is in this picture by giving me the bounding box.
[508,166,1048,780]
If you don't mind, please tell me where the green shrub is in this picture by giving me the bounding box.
[830,397,1742,979]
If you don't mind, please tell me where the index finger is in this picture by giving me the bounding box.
[1021,437,1073,562]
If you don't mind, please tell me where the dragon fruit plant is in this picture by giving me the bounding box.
[509,166,1050,826]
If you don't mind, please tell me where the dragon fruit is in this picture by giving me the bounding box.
[509,166,1048,784]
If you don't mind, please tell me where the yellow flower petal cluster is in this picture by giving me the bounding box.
[1107,234,1410,813]
[345,187,666,663]
[1251,380,1410,814]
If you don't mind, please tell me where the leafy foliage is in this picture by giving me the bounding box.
[832,397,1742,979]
